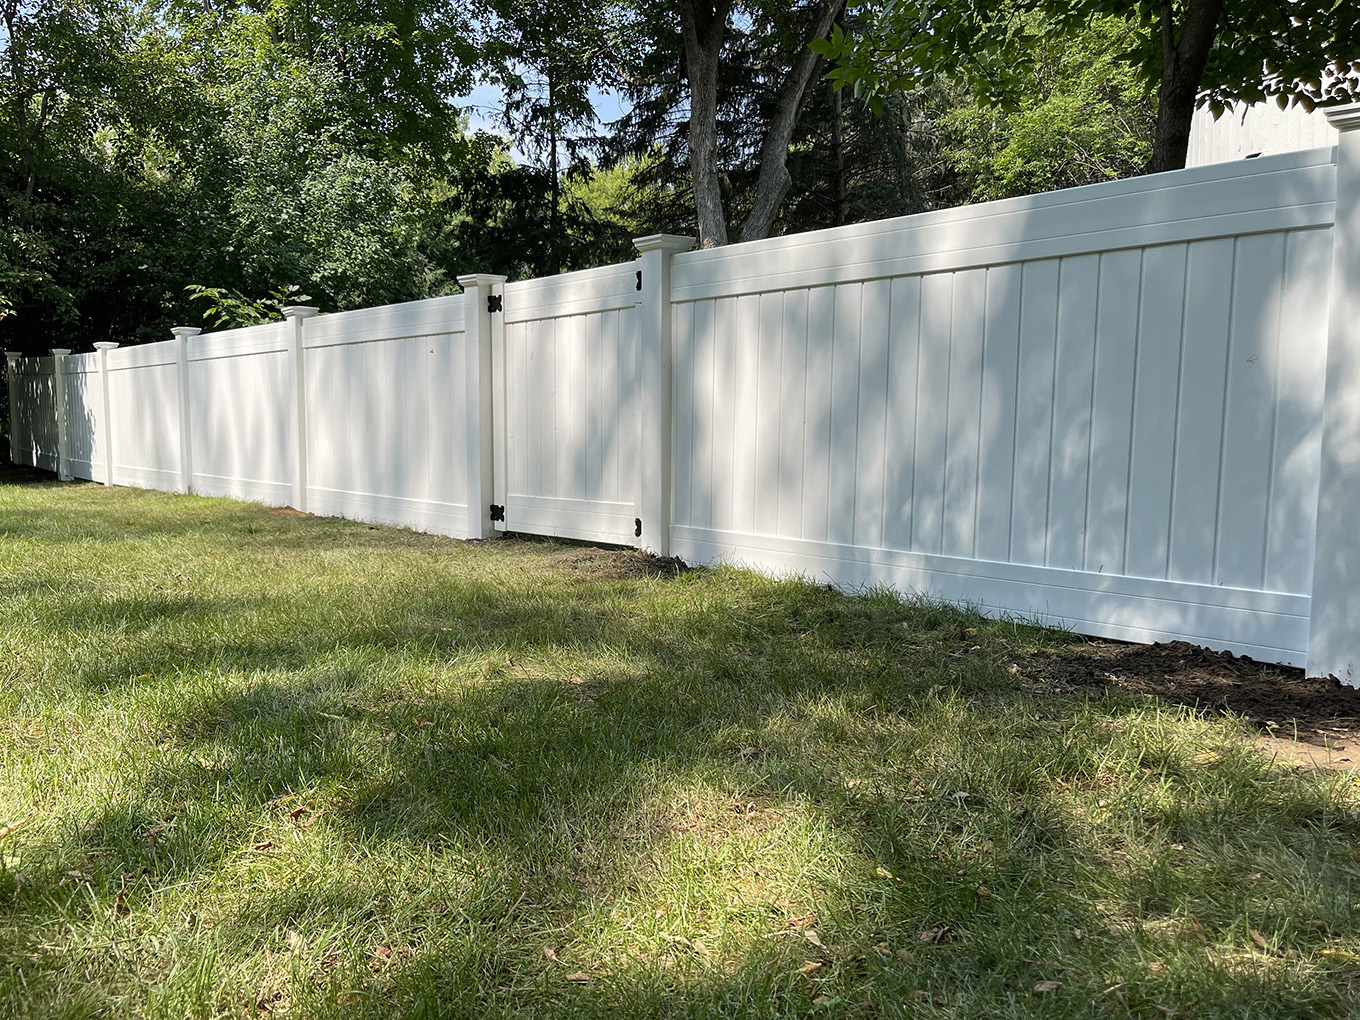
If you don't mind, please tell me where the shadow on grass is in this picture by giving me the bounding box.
[5,516,1360,1016]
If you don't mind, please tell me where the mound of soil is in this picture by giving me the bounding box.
[1025,640,1360,747]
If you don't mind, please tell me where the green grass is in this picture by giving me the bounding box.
[1,476,1359,1019]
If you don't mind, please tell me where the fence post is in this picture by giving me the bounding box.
[93,342,118,486]
[1306,103,1360,681]
[171,326,202,494]
[282,306,320,512]
[456,274,507,540]
[5,351,23,467]
[50,349,71,481]
[632,234,695,556]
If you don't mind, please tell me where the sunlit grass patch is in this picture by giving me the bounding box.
[2,476,1359,1018]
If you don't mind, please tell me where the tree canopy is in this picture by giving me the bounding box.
[3,0,1317,371]
[814,0,1360,173]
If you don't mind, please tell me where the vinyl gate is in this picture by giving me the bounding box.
[492,262,643,545]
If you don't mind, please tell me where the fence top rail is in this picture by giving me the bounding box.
[11,356,55,376]
[108,339,178,371]
[303,293,466,348]
[670,144,1338,303]
[189,320,290,361]
[504,260,640,324]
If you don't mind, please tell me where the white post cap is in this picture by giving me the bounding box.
[1324,102,1360,131]
[456,274,508,288]
[633,234,697,255]
[93,342,119,351]
[171,326,203,339]
[281,305,320,320]
[50,348,72,356]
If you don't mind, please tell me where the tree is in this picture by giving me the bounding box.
[481,0,612,273]
[607,1,848,247]
[939,15,1154,201]
[815,0,1360,174]
[678,0,845,246]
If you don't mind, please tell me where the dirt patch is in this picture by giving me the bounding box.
[1023,640,1360,756]
[544,544,691,581]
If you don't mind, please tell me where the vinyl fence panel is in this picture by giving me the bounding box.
[666,146,1338,667]
[107,341,184,493]
[64,352,107,484]
[10,356,58,472]
[301,295,474,536]
[188,322,296,505]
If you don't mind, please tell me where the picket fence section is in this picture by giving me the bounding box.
[8,103,1360,681]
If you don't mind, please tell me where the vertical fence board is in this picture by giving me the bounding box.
[976,265,1022,563]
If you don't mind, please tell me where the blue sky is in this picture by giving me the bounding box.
[457,82,632,156]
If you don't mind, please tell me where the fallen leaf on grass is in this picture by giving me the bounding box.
[543,947,559,962]
[661,934,712,957]
[1147,961,1167,978]
[918,925,952,943]
[566,971,591,983]
[739,746,757,759]
[251,840,276,852]
[1033,980,1063,994]
[797,960,823,975]
[811,995,834,1007]
[1246,928,1295,959]
[1186,912,1208,944]
[803,930,829,953]
[0,818,29,840]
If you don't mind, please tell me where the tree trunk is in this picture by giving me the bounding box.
[739,0,845,242]
[831,80,846,227]
[679,1,732,249]
[1147,0,1224,174]
[547,62,562,274]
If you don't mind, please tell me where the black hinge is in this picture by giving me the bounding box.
[489,504,505,522]
[634,517,642,538]
[487,294,503,314]
[635,270,642,291]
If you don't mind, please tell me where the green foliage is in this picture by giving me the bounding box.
[939,16,1154,202]
[184,284,313,330]
[815,0,1360,170]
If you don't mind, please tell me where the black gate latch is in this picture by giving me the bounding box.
[489,504,505,522]
[487,294,503,313]
[634,517,642,538]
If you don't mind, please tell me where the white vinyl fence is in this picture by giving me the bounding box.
[9,104,1360,681]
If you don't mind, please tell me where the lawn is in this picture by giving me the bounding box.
[1,472,1359,1019]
